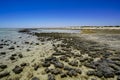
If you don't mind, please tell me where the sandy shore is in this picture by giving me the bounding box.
[0,28,120,80]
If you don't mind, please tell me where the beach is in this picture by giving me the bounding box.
[0,28,120,80]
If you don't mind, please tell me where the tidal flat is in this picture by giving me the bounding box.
[0,28,120,80]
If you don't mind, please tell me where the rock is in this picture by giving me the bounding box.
[87,71,95,76]
[18,29,30,33]
[0,71,10,78]
[51,68,61,75]
[115,71,120,75]
[0,46,3,49]
[68,60,78,67]
[59,56,67,61]
[0,65,7,69]
[10,56,15,60]
[14,42,16,44]
[52,52,64,56]
[117,75,120,80]
[64,66,72,71]
[94,71,103,78]
[45,68,51,73]
[91,78,97,80]
[79,57,87,62]
[0,52,6,55]
[20,63,27,67]
[109,63,120,71]
[103,52,112,58]
[75,69,82,74]
[11,54,17,56]
[67,69,78,77]
[36,43,39,45]
[18,54,23,58]
[26,49,31,51]
[48,74,55,80]
[25,42,29,44]
[61,73,67,78]
[8,46,15,50]
[12,66,23,74]
[54,62,64,68]
[45,56,58,63]
[33,64,39,71]
[84,62,96,69]
[42,61,50,67]
[31,77,40,80]
[103,70,114,78]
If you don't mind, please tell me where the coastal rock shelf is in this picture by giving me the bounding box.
[0,29,120,80]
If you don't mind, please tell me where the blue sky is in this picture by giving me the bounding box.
[0,0,120,28]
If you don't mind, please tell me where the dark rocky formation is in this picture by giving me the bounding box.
[31,77,40,80]
[0,64,7,69]
[11,54,17,56]
[75,69,82,74]
[10,56,15,60]
[0,45,3,49]
[18,54,23,58]
[18,29,30,33]
[61,73,67,78]
[33,64,39,71]
[87,71,95,76]
[117,75,120,80]
[48,74,55,80]
[67,69,78,77]
[51,68,61,75]
[54,62,64,68]
[25,41,29,44]
[20,63,27,67]
[68,60,78,67]
[42,61,50,67]
[64,66,72,71]
[12,66,23,74]
[0,71,10,78]
[8,46,15,50]
[45,68,51,73]
[0,52,6,55]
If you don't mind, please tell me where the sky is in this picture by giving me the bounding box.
[0,0,120,28]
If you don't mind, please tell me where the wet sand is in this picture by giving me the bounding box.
[0,28,120,80]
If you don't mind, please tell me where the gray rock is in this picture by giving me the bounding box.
[20,63,27,67]
[54,62,64,68]
[8,46,15,50]
[10,56,15,60]
[0,65,7,69]
[0,52,6,55]
[75,69,82,74]
[51,68,61,75]
[31,77,40,80]
[68,60,78,67]
[0,71,10,78]
[18,54,23,58]
[94,71,103,78]
[61,73,67,78]
[87,71,95,76]
[12,66,23,74]
[117,75,120,80]
[45,68,51,73]
[115,71,120,75]
[67,69,77,77]
[64,66,72,71]
[42,62,50,67]
[48,74,55,80]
